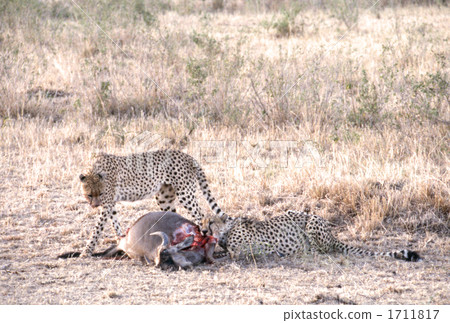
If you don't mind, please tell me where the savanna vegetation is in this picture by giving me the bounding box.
[0,0,448,304]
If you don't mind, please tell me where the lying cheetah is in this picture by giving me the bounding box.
[201,210,421,262]
[79,150,226,256]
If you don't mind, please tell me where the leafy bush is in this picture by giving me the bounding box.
[271,8,302,37]
[330,0,359,30]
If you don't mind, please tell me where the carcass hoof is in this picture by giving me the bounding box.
[57,251,81,259]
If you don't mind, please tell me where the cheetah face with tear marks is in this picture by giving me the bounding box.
[79,172,105,208]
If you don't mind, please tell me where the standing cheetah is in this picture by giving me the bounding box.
[79,150,226,256]
[201,210,421,262]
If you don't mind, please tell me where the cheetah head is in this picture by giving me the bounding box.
[201,214,229,239]
[79,171,105,208]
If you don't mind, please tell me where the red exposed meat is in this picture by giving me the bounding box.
[171,222,217,251]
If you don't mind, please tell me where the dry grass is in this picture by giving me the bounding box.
[0,1,448,304]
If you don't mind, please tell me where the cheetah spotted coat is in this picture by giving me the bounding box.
[206,210,421,262]
[80,150,225,255]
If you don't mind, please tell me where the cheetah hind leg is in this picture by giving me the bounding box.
[174,186,203,224]
[155,183,177,212]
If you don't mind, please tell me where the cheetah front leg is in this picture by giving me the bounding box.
[111,206,123,236]
[82,203,122,256]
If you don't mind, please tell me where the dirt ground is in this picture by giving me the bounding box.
[1,198,448,305]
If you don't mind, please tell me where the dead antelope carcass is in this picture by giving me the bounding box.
[59,211,217,269]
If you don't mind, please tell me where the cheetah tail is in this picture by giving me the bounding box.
[333,240,422,262]
[384,250,422,262]
[193,160,227,218]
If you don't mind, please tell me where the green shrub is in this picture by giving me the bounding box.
[330,0,359,30]
[347,70,382,127]
[271,8,302,37]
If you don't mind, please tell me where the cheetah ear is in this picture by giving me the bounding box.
[79,174,86,182]
[220,214,229,222]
